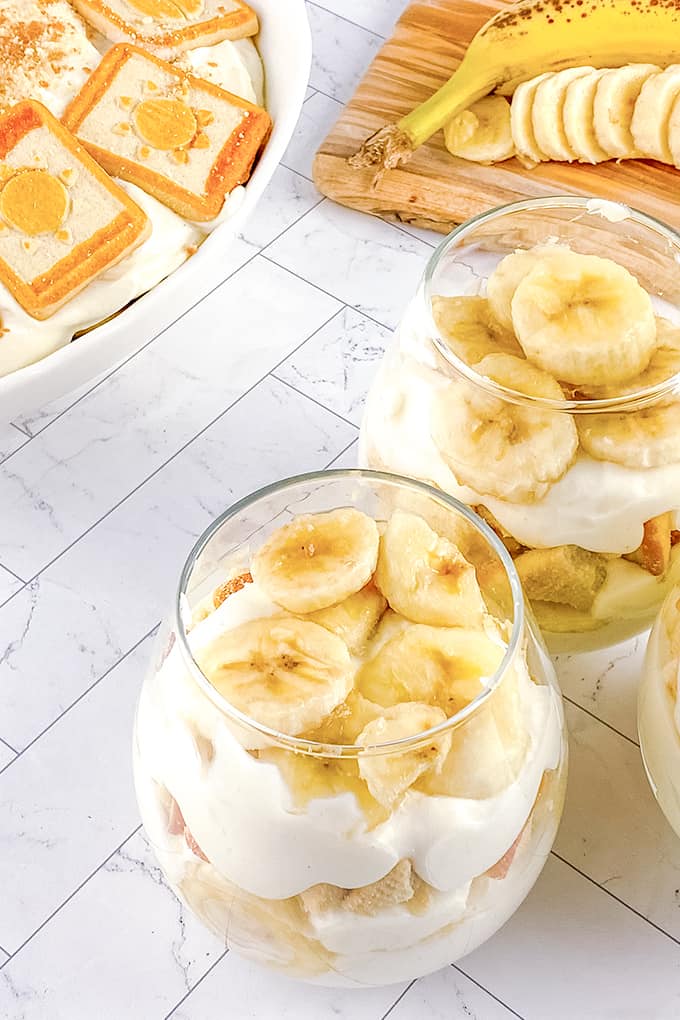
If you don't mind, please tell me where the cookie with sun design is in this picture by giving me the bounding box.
[63,44,272,222]
[0,101,149,320]
[71,0,258,59]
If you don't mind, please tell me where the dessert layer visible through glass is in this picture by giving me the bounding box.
[361,198,680,652]
[133,471,567,987]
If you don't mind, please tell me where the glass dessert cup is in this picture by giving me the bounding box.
[639,585,680,838]
[361,197,680,653]
[133,470,567,988]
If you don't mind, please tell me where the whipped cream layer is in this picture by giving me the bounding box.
[0,20,263,378]
[135,582,564,902]
[361,297,680,554]
[177,38,265,106]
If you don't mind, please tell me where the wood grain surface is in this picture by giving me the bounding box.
[312,0,680,234]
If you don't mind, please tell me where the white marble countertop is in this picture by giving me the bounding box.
[1,3,680,1018]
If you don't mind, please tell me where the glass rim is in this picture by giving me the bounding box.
[173,469,525,759]
[422,195,680,415]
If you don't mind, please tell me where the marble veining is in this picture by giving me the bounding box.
[0,3,679,1017]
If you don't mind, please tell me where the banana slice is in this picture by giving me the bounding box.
[196,617,354,735]
[486,244,572,332]
[308,689,383,745]
[563,69,609,163]
[511,251,656,386]
[577,316,680,399]
[374,510,486,627]
[530,601,603,634]
[357,703,451,807]
[421,662,529,799]
[631,65,680,162]
[431,295,523,367]
[443,95,514,163]
[251,508,380,614]
[510,72,552,164]
[594,64,660,158]
[577,403,680,469]
[357,623,504,713]
[431,353,578,503]
[533,67,594,161]
[303,584,386,655]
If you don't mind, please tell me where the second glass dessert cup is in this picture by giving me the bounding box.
[361,197,680,652]
[133,470,567,987]
[639,584,680,838]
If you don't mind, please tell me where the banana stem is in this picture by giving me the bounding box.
[349,66,497,174]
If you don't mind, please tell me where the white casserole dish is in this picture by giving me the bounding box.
[0,0,311,423]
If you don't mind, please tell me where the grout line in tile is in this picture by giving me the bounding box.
[280,160,314,185]
[0,735,18,756]
[453,964,526,1019]
[379,979,417,1020]
[261,251,395,334]
[563,694,640,749]
[325,437,358,468]
[163,949,230,1020]
[550,850,680,949]
[8,422,30,439]
[0,623,160,775]
[271,373,360,431]
[307,0,387,40]
[389,220,439,248]
[0,296,343,619]
[303,88,318,103]
[2,824,142,964]
[0,562,26,585]
[5,186,327,452]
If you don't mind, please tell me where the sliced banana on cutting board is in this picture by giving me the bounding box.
[631,64,680,162]
[563,69,609,164]
[443,95,515,163]
[594,64,660,158]
[441,61,680,166]
[532,66,595,161]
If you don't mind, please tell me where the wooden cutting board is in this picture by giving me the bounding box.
[312,0,680,234]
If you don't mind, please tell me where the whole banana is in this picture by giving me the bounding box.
[349,0,680,173]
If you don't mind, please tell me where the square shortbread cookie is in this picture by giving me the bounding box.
[71,0,258,59]
[0,101,149,319]
[63,44,272,221]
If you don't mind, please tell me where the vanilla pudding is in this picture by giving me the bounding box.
[0,0,265,376]
[362,198,680,651]
[639,586,680,837]
[133,472,567,986]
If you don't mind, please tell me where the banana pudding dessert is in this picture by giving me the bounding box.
[0,0,270,377]
[133,471,566,986]
[362,198,680,650]
[639,585,680,838]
